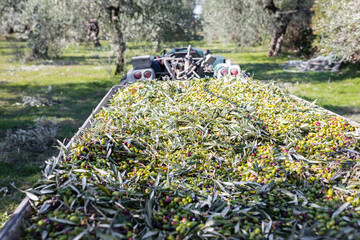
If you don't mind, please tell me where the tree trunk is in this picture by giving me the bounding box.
[32,44,49,59]
[268,17,290,57]
[264,0,296,57]
[105,4,125,75]
[114,26,126,75]
[153,38,161,53]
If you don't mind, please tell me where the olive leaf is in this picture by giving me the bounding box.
[332,202,351,219]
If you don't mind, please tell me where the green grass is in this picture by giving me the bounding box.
[0,38,359,228]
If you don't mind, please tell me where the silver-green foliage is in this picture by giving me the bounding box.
[19,0,79,59]
[313,0,360,61]
[202,0,273,46]
[84,0,197,47]
[82,0,142,40]
[3,0,197,62]
[75,0,197,72]
[0,118,58,156]
[142,0,197,50]
[0,0,26,35]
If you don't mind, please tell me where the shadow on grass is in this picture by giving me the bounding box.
[0,78,117,139]
[0,40,113,66]
[322,105,360,114]
[242,63,360,83]
[0,51,23,56]
[0,42,27,50]
[36,55,114,66]
[127,43,154,50]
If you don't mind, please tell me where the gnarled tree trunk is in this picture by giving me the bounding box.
[268,15,291,57]
[106,3,126,75]
[114,26,126,75]
[264,0,298,57]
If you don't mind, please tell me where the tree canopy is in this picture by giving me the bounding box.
[0,0,198,73]
[1,0,359,67]
[202,0,314,56]
[202,0,272,46]
[313,0,360,61]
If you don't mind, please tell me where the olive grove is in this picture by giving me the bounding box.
[21,0,81,59]
[0,0,84,59]
[263,0,314,57]
[0,0,197,74]
[80,0,144,75]
[81,0,197,74]
[2,0,360,64]
[0,0,27,34]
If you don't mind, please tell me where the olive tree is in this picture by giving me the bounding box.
[97,0,141,74]
[202,0,314,56]
[78,0,197,74]
[13,0,80,59]
[264,0,314,57]
[202,0,272,46]
[0,0,27,35]
[0,0,84,59]
[6,0,142,69]
[142,0,197,52]
[282,0,314,57]
[313,0,360,61]
[3,0,198,73]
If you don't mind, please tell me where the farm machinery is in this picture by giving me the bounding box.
[120,45,241,85]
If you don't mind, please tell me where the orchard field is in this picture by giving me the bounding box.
[0,39,360,235]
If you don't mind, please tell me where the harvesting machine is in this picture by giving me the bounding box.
[120,45,241,85]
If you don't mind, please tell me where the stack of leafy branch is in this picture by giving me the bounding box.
[24,77,360,240]
[0,118,58,159]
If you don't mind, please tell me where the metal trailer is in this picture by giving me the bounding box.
[0,82,359,240]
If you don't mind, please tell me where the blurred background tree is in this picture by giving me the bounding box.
[0,0,197,73]
[282,0,314,57]
[71,0,197,74]
[1,0,360,67]
[313,0,360,62]
[202,0,272,47]
[0,0,80,59]
[202,0,314,57]
[0,0,28,35]
[22,0,81,59]
[79,0,143,74]
[263,0,314,57]
[142,0,197,52]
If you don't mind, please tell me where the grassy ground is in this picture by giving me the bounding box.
[0,39,359,228]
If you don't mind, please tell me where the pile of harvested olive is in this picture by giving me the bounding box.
[23,76,360,239]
